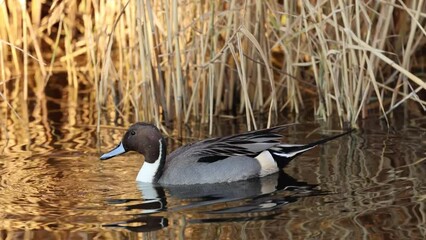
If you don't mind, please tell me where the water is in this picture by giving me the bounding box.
[1,80,426,239]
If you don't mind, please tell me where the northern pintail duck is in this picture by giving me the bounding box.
[100,123,352,185]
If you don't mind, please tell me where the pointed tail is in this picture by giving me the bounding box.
[269,129,354,168]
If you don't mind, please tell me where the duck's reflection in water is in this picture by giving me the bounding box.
[103,171,324,232]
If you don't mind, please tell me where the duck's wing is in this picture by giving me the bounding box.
[186,124,295,163]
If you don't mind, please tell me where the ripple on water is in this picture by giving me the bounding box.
[1,110,426,238]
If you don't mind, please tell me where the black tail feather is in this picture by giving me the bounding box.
[269,129,354,168]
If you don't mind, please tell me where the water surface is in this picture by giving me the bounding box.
[1,80,425,239]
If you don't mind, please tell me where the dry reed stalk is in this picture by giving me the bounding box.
[21,0,28,101]
[144,0,160,126]
[1,0,425,130]
[24,9,46,77]
[214,0,235,116]
[0,43,7,130]
[208,1,216,134]
[1,2,21,74]
[46,15,63,82]
[172,0,185,127]
[239,27,277,127]
[229,37,255,130]
[136,0,148,121]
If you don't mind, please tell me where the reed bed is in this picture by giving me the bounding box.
[0,0,425,131]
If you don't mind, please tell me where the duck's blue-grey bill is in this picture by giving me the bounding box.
[100,142,125,160]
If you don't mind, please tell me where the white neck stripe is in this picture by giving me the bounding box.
[136,139,163,183]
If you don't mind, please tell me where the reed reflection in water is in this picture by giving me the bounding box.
[0,75,425,239]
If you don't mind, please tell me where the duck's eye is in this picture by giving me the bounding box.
[130,130,136,136]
